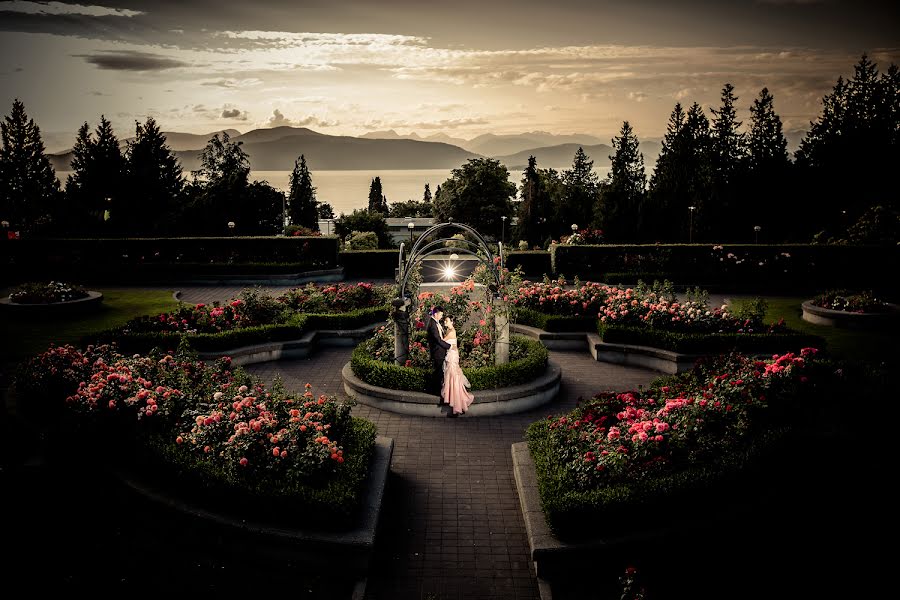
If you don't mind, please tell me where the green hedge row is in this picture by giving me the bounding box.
[597,323,825,354]
[339,250,400,279]
[1,236,339,283]
[525,419,788,540]
[550,244,900,293]
[99,305,388,354]
[350,336,550,392]
[505,251,552,278]
[513,306,597,332]
[146,417,377,530]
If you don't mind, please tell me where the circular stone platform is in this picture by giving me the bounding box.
[0,290,104,313]
[801,300,900,330]
[342,361,561,417]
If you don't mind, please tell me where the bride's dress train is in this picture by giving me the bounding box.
[442,339,474,415]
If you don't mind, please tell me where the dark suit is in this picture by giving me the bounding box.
[426,317,451,395]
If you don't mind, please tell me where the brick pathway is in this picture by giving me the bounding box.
[247,348,657,599]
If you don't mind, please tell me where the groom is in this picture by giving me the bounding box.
[426,305,451,398]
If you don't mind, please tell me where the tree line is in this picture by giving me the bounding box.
[1,55,897,244]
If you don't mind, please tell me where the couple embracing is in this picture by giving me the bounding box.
[426,305,474,417]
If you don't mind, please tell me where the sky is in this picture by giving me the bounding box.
[1,0,897,152]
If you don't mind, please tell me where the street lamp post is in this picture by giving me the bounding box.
[227,221,235,236]
[501,215,507,246]
[407,219,415,243]
[754,225,761,244]
[571,223,578,234]
[688,206,696,243]
[281,194,286,236]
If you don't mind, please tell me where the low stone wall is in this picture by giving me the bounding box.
[342,361,561,417]
[196,322,380,366]
[0,290,104,313]
[180,267,345,286]
[511,323,698,374]
[118,436,393,577]
[801,300,900,330]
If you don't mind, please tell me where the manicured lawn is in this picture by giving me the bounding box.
[0,288,177,366]
[729,295,896,365]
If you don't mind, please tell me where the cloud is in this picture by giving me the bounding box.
[221,107,248,120]
[76,50,189,71]
[265,109,338,128]
[201,78,262,88]
[364,117,489,130]
[628,91,649,102]
[1,1,144,18]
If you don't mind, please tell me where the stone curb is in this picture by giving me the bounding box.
[117,435,393,573]
[193,322,380,366]
[801,300,900,330]
[0,290,104,313]
[342,361,561,417]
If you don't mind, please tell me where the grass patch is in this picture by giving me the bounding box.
[729,296,896,365]
[0,288,177,365]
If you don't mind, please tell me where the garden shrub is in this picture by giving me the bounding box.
[526,348,822,540]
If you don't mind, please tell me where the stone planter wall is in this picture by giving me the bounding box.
[801,300,900,330]
[342,361,561,417]
[0,290,104,314]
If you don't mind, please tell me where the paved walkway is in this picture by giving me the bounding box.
[247,348,657,599]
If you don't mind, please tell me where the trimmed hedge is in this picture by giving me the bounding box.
[549,244,900,293]
[597,322,825,354]
[98,305,388,354]
[339,250,400,279]
[505,251,551,278]
[351,336,550,392]
[145,417,377,530]
[513,307,597,332]
[525,419,788,540]
[1,236,339,283]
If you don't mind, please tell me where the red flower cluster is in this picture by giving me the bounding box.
[542,350,818,488]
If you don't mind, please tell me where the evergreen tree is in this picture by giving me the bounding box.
[422,183,432,203]
[796,55,899,241]
[0,99,60,233]
[647,102,712,241]
[595,121,645,241]
[514,155,553,247]
[747,88,793,241]
[64,116,125,232]
[433,158,515,238]
[709,83,747,239]
[288,154,318,230]
[122,117,184,235]
[368,176,387,213]
[558,147,600,235]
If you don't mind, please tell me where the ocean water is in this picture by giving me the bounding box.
[56,166,611,217]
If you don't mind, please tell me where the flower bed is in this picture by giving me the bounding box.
[15,343,377,530]
[351,335,549,392]
[810,290,888,313]
[101,285,391,353]
[525,348,820,540]
[8,281,89,304]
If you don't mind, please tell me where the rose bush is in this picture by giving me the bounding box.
[9,281,89,304]
[15,343,377,527]
[811,289,887,313]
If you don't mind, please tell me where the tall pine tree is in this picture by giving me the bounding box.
[558,147,599,235]
[595,121,645,241]
[796,55,900,241]
[514,156,554,247]
[0,99,59,233]
[288,154,318,230]
[122,117,184,235]
[422,183,432,203]
[747,88,793,241]
[368,176,387,213]
[709,83,747,240]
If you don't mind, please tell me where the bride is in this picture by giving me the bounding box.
[441,316,474,417]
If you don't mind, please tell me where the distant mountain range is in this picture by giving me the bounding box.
[48,125,805,174]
